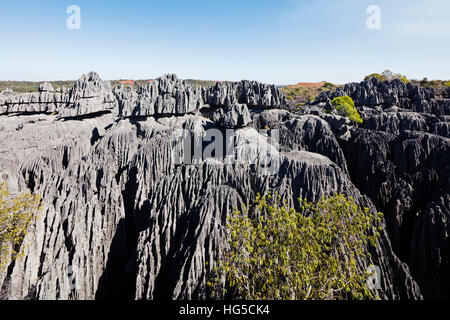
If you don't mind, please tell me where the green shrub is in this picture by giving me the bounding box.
[322,82,335,89]
[364,71,408,83]
[0,183,41,270]
[209,193,383,300]
[397,76,409,84]
[294,103,304,112]
[330,96,363,124]
[281,87,302,101]
[364,73,385,81]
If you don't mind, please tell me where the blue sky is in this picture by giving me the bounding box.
[0,0,449,84]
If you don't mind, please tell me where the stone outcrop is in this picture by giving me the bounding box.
[38,83,54,93]
[203,80,287,108]
[0,86,66,114]
[0,73,288,118]
[113,74,204,117]
[316,78,450,115]
[3,72,449,300]
[212,103,252,128]
[0,72,115,117]
[59,72,117,118]
[301,78,450,299]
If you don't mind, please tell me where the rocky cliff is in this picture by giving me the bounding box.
[304,78,450,299]
[0,72,447,300]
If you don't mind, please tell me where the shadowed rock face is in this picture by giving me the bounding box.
[2,72,447,300]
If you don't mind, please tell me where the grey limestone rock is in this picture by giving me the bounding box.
[59,72,117,118]
[113,74,203,117]
[212,103,252,128]
[203,80,287,108]
[313,80,450,299]
[1,71,441,301]
[39,83,54,93]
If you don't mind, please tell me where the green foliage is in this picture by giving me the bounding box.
[294,102,305,112]
[364,70,408,83]
[364,73,384,81]
[282,82,337,105]
[420,78,439,87]
[281,87,303,101]
[330,96,363,124]
[0,183,41,270]
[397,75,409,83]
[0,81,75,93]
[209,194,383,300]
[417,79,450,95]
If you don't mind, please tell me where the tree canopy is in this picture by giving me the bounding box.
[0,183,41,270]
[330,96,363,124]
[209,193,383,300]
[364,70,408,83]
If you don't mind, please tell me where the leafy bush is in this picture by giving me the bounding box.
[282,83,337,106]
[330,96,363,124]
[364,70,408,83]
[281,87,302,101]
[0,183,41,270]
[364,73,385,81]
[209,193,383,300]
[397,76,409,83]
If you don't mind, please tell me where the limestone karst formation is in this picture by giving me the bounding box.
[0,72,448,300]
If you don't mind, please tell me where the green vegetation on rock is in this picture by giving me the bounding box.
[364,70,408,83]
[364,73,384,81]
[185,79,222,87]
[0,183,41,270]
[282,82,338,106]
[420,78,450,88]
[330,96,363,124]
[209,193,383,300]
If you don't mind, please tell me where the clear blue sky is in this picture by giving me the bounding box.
[0,0,449,84]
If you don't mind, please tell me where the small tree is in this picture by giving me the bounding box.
[322,82,335,89]
[209,194,383,300]
[330,96,363,124]
[381,70,394,80]
[364,73,385,81]
[365,71,408,83]
[0,183,41,270]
